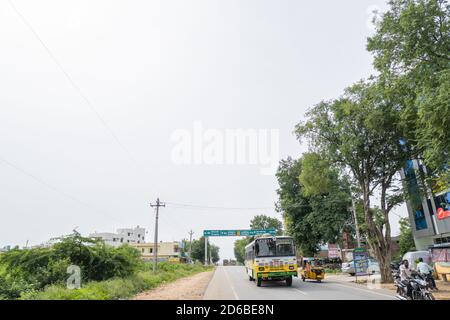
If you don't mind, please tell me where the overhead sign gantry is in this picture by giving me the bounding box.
[202,229,276,265]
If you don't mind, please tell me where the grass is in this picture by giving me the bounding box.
[21,262,212,300]
[324,268,342,274]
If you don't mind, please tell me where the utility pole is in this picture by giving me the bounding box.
[188,230,194,263]
[150,198,165,273]
[351,197,361,248]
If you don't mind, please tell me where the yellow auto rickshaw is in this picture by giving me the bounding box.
[301,257,325,282]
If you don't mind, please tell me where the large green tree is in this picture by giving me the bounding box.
[249,215,283,235]
[276,156,352,256]
[296,80,411,282]
[367,0,450,183]
[191,237,220,264]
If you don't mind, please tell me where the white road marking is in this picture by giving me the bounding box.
[331,282,394,299]
[223,268,239,300]
[293,288,308,295]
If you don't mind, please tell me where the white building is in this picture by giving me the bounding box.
[90,226,146,247]
[0,245,11,252]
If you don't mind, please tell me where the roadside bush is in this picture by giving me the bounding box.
[0,234,142,294]
[23,263,212,300]
[0,274,35,300]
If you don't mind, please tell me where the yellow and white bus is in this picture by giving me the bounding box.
[245,235,297,287]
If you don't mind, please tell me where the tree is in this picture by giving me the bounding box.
[296,80,411,282]
[276,156,352,256]
[234,238,249,265]
[299,153,335,196]
[367,0,450,182]
[250,215,283,235]
[398,217,416,257]
[210,244,220,264]
[190,237,220,263]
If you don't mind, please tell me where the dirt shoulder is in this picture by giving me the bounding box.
[133,269,215,300]
[328,273,450,300]
[379,280,450,300]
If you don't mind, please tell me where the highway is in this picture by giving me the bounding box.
[204,266,396,300]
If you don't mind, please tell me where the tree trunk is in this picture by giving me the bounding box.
[379,252,393,283]
[361,182,393,283]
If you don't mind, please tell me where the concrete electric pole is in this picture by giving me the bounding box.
[150,198,165,272]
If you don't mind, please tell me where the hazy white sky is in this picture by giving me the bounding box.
[0,0,406,259]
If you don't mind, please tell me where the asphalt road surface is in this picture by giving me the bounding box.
[204,266,396,300]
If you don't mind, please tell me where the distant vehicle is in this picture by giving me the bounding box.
[402,251,432,270]
[245,235,298,287]
[341,259,380,276]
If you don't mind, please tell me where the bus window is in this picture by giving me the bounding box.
[255,239,276,257]
[276,239,295,256]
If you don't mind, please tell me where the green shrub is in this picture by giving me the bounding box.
[23,263,212,300]
[0,234,142,294]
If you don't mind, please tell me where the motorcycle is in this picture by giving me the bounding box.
[418,272,438,291]
[393,270,435,300]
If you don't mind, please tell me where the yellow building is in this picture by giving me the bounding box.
[131,241,181,261]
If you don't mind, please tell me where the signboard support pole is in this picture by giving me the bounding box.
[204,236,208,266]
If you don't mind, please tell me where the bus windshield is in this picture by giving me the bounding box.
[255,238,295,257]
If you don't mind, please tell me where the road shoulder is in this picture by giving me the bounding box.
[133,269,215,300]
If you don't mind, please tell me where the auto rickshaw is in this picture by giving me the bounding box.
[301,257,325,282]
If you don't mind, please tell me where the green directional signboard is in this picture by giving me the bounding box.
[203,229,276,237]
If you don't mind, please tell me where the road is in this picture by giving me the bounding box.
[204,266,396,300]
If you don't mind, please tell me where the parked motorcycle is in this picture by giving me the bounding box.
[393,270,435,300]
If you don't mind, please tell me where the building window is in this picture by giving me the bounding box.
[414,210,428,230]
[404,161,428,231]
[150,248,153,253]
[435,192,450,214]
[128,233,131,236]
[141,248,144,253]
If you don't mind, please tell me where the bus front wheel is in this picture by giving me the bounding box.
[286,276,292,286]
[256,278,262,287]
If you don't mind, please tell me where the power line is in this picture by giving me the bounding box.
[8,0,136,162]
[0,155,125,225]
[0,156,90,208]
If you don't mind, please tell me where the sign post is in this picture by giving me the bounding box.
[203,229,276,237]
[204,236,208,266]
[201,229,276,266]
[353,247,369,282]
